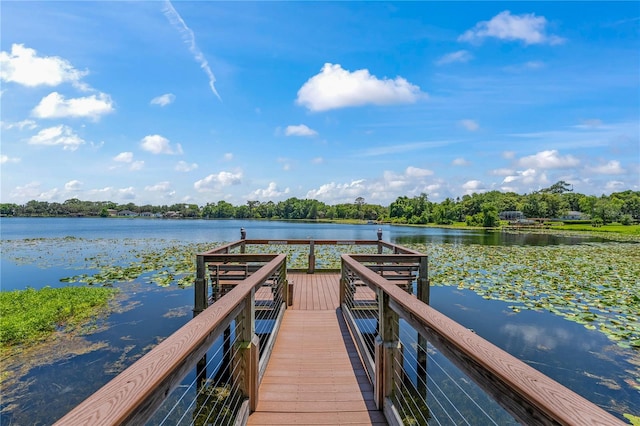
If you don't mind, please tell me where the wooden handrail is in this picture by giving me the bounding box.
[341,254,625,426]
[54,254,286,426]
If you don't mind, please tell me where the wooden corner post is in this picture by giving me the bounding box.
[374,289,400,410]
[234,288,259,411]
[194,254,207,315]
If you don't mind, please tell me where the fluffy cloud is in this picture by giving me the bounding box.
[249,182,290,199]
[118,187,136,199]
[150,93,175,106]
[436,50,473,66]
[306,180,367,201]
[113,152,133,163]
[502,168,545,185]
[586,160,625,175]
[517,150,580,169]
[64,180,82,191]
[0,44,87,87]
[1,154,21,164]
[296,63,423,111]
[175,160,199,172]
[32,92,114,120]
[459,119,479,131]
[452,158,470,166]
[462,180,487,195]
[130,161,144,171]
[311,157,324,164]
[285,124,318,137]
[194,171,242,191]
[223,153,233,161]
[459,11,565,45]
[405,166,434,178]
[145,181,172,191]
[28,125,85,151]
[140,134,183,155]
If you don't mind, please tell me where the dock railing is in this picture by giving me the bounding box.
[54,253,287,426]
[340,253,625,426]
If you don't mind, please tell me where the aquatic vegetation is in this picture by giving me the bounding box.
[404,242,640,349]
[2,237,638,350]
[0,286,117,346]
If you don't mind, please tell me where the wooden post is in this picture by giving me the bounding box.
[194,254,207,315]
[377,228,383,254]
[374,289,400,410]
[308,240,315,274]
[240,228,246,254]
[417,256,429,305]
[234,289,259,411]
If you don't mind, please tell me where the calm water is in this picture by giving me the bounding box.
[0,218,636,424]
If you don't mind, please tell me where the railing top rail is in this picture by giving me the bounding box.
[341,254,625,426]
[54,254,286,426]
[347,253,425,262]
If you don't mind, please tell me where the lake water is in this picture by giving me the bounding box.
[0,218,637,424]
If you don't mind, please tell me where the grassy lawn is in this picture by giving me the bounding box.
[550,223,640,235]
[0,286,117,347]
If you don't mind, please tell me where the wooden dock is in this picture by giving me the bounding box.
[247,273,387,425]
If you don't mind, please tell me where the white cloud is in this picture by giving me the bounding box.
[460,119,479,131]
[1,119,37,130]
[285,124,318,137]
[130,161,144,171]
[405,166,434,178]
[436,50,473,66]
[1,155,21,164]
[113,152,133,163]
[9,182,61,202]
[517,150,580,169]
[250,182,290,199]
[140,134,183,155]
[145,181,172,191]
[223,153,233,161]
[502,168,542,185]
[118,187,136,199]
[28,125,85,151]
[462,180,484,190]
[194,171,242,192]
[64,180,82,191]
[175,160,199,172]
[296,63,423,112]
[0,44,87,87]
[311,157,324,164]
[306,179,367,201]
[605,180,626,191]
[452,158,470,166]
[586,160,625,175]
[503,151,516,159]
[163,1,221,101]
[32,92,114,120]
[150,93,175,106]
[459,11,565,45]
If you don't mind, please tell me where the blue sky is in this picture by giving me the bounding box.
[1,1,638,206]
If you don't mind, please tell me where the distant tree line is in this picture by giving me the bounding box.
[1,182,638,227]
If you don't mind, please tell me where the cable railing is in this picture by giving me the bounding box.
[54,253,287,426]
[340,253,625,426]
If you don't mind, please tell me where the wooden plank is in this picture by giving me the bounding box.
[247,309,385,425]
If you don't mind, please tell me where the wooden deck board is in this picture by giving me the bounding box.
[247,273,385,425]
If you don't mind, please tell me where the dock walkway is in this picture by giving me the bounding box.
[247,273,387,425]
